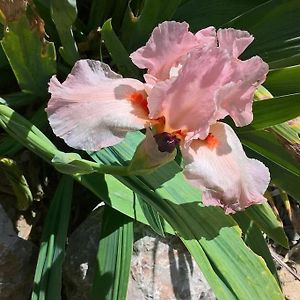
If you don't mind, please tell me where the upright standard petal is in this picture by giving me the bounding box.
[130,21,199,81]
[147,47,233,139]
[217,28,254,58]
[46,60,149,151]
[195,26,217,47]
[182,122,270,214]
[215,56,269,126]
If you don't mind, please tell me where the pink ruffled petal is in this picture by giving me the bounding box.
[130,21,199,80]
[148,42,268,134]
[215,56,269,126]
[182,122,270,214]
[217,28,254,58]
[195,26,217,47]
[46,60,149,151]
[147,47,233,138]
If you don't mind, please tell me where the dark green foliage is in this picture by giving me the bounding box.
[1,1,300,299]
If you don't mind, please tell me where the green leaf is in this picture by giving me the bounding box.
[120,177,283,299]
[102,19,140,78]
[50,0,79,65]
[88,0,128,31]
[241,131,300,201]
[52,151,95,174]
[244,203,288,248]
[31,0,61,44]
[31,175,73,300]
[233,213,280,284]
[272,123,300,144]
[241,130,300,177]
[0,92,37,108]
[0,43,9,68]
[79,172,283,299]
[92,132,199,206]
[264,65,300,96]
[0,105,131,177]
[239,93,300,131]
[174,0,266,31]
[121,0,181,51]
[1,14,56,96]
[0,104,57,161]
[0,107,284,299]
[88,0,113,30]
[0,106,47,156]
[0,157,33,210]
[90,206,133,300]
[78,173,175,234]
[86,131,283,300]
[224,0,300,68]
[137,194,165,237]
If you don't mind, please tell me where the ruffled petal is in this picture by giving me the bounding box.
[147,47,233,139]
[217,28,254,58]
[215,56,269,126]
[182,122,270,214]
[130,21,199,80]
[195,26,217,47]
[46,60,149,151]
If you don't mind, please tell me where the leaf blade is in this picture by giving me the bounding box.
[102,19,140,78]
[239,93,300,131]
[1,14,56,96]
[88,131,284,300]
[31,175,73,300]
[90,206,133,300]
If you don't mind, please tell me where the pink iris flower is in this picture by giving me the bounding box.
[46,21,270,214]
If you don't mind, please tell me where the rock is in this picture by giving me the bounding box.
[289,243,300,263]
[63,206,104,300]
[129,224,215,300]
[0,204,37,300]
[277,242,300,300]
[278,265,300,300]
[63,207,215,300]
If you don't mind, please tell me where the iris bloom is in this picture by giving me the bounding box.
[46,21,270,214]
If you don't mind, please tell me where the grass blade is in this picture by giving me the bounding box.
[31,175,73,300]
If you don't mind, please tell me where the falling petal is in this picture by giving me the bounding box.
[182,122,270,214]
[46,60,149,151]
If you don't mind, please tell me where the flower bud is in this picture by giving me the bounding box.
[128,129,177,175]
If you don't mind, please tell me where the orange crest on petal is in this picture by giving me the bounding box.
[128,92,149,114]
[204,133,218,149]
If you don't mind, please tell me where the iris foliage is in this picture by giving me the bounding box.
[0,1,300,299]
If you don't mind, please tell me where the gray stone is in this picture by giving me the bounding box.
[128,225,215,300]
[63,206,215,300]
[63,206,104,300]
[0,204,37,300]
